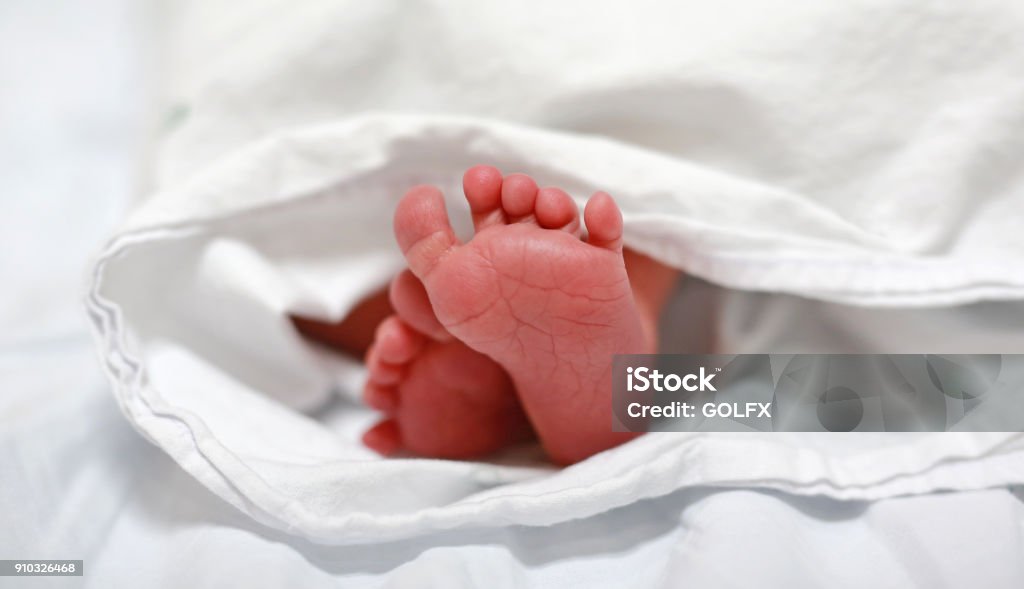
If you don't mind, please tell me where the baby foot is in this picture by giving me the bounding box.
[393,166,647,464]
[362,269,531,459]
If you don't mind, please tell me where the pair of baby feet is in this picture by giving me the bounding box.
[362,166,647,465]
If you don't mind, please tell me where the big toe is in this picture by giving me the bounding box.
[394,185,460,279]
[389,269,449,341]
[373,316,425,364]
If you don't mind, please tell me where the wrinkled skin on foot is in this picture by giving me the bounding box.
[393,166,647,464]
[361,271,532,459]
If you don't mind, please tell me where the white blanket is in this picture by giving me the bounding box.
[86,0,1024,545]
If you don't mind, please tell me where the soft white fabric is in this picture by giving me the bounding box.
[83,0,1024,545]
[154,0,1024,306]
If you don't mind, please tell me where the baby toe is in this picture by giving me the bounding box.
[583,191,624,252]
[363,418,402,456]
[463,165,505,230]
[365,343,404,386]
[363,382,399,413]
[535,186,581,234]
[500,173,539,220]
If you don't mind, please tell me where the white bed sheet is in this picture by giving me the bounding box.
[3,0,1024,587]
[5,365,1024,588]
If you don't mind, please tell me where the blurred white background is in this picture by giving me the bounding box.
[0,0,156,340]
[0,0,160,577]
